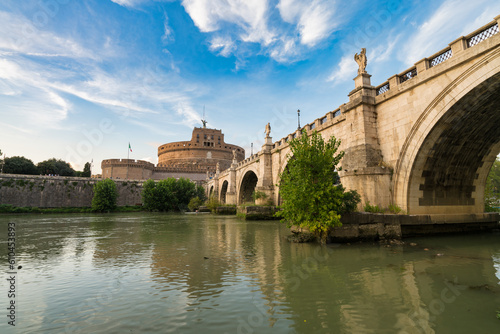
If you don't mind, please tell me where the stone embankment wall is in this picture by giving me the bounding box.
[0,174,143,208]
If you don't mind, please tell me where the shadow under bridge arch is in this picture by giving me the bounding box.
[239,170,258,205]
[220,180,228,204]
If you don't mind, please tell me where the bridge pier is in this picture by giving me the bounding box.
[338,72,393,209]
[254,136,276,205]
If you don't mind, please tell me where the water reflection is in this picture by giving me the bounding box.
[0,214,499,333]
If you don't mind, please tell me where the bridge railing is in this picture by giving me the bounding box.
[376,15,500,96]
[238,153,259,167]
[272,107,343,151]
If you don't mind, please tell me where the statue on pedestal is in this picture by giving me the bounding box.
[354,48,367,75]
[265,122,271,138]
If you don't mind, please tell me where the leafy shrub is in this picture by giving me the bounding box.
[276,130,361,242]
[188,197,204,211]
[387,203,403,214]
[142,178,202,212]
[206,195,220,212]
[91,179,118,212]
[363,201,384,213]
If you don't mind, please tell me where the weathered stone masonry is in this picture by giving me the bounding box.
[0,174,143,208]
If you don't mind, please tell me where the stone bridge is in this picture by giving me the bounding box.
[207,15,500,215]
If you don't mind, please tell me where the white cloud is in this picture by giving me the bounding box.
[110,0,148,8]
[162,13,175,44]
[209,36,236,57]
[182,0,274,44]
[175,102,203,128]
[181,0,341,64]
[278,0,339,46]
[326,54,356,83]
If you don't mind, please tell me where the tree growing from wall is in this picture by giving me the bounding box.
[276,130,360,242]
[91,179,118,212]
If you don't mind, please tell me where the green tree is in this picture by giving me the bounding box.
[37,158,76,176]
[485,158,500,211]
[81,162,91,177]
[142,178,178,211]
[3,156,38,175]
[142,178,204,211]
[188,197,204,211]
[175,177,197,210]
[195,184,206,202]
[276,130,360,242]
[91,179,118,212]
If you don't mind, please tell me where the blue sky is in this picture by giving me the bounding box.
[1,0,499,174]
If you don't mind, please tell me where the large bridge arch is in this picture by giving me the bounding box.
[239,170,258,204]
[394,49,500,214]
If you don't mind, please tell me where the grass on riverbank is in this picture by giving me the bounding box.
[0,204,145,214]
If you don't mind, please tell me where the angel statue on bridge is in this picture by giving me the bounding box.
[265,122,271,138]
[354,48,367,75]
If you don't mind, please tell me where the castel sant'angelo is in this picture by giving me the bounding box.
[101,121,245,182]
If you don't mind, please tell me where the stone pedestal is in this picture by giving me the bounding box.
[340,71,391,209]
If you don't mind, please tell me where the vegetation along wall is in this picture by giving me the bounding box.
[0,174,143,208]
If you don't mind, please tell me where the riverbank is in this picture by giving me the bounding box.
[0,204,145,214]
[289,212,500,243]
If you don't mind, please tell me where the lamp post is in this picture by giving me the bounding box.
[251,143,253,156]
[297,109,301,130]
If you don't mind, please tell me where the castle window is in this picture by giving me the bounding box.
[211,135,214,140]
[204,134,207,140]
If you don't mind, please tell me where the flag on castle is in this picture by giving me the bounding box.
[129,143,132,152]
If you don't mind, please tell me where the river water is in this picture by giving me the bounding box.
[0,213,499,333]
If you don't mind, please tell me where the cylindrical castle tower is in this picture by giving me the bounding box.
[157,127,245,172]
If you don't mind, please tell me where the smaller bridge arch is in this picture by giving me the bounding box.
[220,180,229,204]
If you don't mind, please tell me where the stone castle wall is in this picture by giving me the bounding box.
[0,174,144,208]
[101,159,154,180]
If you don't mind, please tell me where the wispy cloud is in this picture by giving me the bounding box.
[209,36,236,57]
[162,12,175,44]
[326,54,356,84]
[401,0,500,65]
[0,11,99,60]
[110,0,148,8]
[0,9,202,132]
